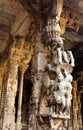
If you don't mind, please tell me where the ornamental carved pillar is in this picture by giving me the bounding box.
[2,60,18,130]
[41,0,75,129]
[0,64,5,129]
[68,104,73,130]
[28,32,47,130]
[16,64,28,130]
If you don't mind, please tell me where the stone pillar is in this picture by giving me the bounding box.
[45,0,75,129]
[72,81,79,130]
[68,102,73,130]
[28,74,43,130]
[2,60,18,130]
[78,93,82,129]
[16,64,28,130]
[28,33,47,130]
[0,66,5,130]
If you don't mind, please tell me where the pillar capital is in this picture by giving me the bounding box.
[20,64,29,74]
[9,59,19,66]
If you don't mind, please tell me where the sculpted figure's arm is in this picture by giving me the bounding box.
[47,63,56,72]
[43,72,50,88]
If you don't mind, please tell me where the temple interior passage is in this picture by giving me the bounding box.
[0,0,83,130]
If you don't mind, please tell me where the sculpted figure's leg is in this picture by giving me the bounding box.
[66,94,72,108]
[67,51,75,67]
[61,97,66,112]
[64,98,70,115]
[57,48,62,64]
[52,52,58,65]
[62,51,69,63]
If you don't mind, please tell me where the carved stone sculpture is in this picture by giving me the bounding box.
[42,0,75,127]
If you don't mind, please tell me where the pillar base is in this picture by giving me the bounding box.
[16,121,22,130]
[2,113,15,130]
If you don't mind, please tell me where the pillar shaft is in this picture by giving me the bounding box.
[0,67,5,129]
[72,81,79,130]
[2,61,18,130]
[68,102,73,130]
[28,33,47,130]
[16,65,27,130]
[16,72,24,130]
[78,94,82,129]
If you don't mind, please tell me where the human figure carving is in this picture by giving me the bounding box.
[52,68,73,115]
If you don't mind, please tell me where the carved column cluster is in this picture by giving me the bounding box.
[2,37,33,130]
[1,1,79,130]
[2,37,24,130]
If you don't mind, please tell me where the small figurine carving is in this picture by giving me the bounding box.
[51,37,75,66]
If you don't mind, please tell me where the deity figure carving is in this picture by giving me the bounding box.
[53,77,72,115]
[43,68,73,117]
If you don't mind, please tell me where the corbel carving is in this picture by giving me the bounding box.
[20,43,33,65]
[9,37,33,68]
[60,10,68,34]
[10,37,25,62]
